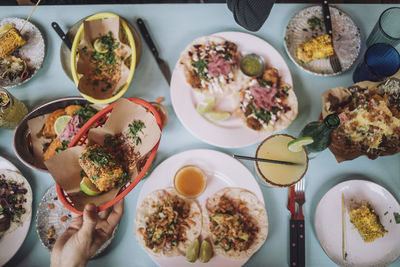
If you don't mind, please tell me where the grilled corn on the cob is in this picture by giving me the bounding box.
[79,144,124,192]
[349,203,387,242]
[0,28,26,58]
[297,34,334,63]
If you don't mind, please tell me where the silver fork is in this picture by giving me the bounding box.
[294,178,306,267]
[295,178,305,219]
[329,51,342,73]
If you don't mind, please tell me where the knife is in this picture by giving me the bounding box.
[321,0,342,73]
[287,185,298,267]
[51,22,72,50]
[136,18,171,85]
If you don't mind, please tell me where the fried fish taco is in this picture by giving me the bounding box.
[135,188,202,257]
[238,68,297,133]
[203,188,268,259]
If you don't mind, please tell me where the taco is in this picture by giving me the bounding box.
[180,36,241,94]
[135,188,202,257]
[322,77,400,162]
[238,68,298,132]
[0,169,32,238]
[203,188,268,259]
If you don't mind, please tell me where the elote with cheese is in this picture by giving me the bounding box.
[0,28,26,58]
[297,34,334,63]
[79,144,124,192]
[349,202,387,242]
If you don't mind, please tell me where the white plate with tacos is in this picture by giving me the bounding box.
[171,32,297,148]
[135,149,268,266]
[0,156,32,266]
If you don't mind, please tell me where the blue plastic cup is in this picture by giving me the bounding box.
[352,43,400,83]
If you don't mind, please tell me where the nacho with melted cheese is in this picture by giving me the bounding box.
[322,77,400,161]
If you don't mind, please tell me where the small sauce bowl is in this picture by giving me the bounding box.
[174,165,207,198]
[239,53,265,77]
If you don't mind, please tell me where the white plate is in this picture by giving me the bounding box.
[284,6,361,76]
[136,149,267,267]
[36,185,115,257]
[0,18,46,88]
[314,180,400,267]
[0,156,32,266]
[171,31,293,148]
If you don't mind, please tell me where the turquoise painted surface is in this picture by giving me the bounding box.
[0,3,399,267]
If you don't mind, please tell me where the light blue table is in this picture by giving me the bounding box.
[1,3,400,267]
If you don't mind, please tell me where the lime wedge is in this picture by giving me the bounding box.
[93,38,108,53]
[80,176,101,196]
[196,96,215,115]
[199,240,212,263]
[204,111,231,122]
[287,137,314,152]
[54,115,72,136]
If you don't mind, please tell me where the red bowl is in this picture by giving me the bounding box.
[56,98,162,215]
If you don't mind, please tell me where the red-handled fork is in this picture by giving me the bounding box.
[294,178,306,267]
[287,185,298,267]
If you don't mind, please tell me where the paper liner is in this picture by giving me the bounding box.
[44,99,161,211]
[27,114,50,169]
[76,17,131,100]
[322,70,400,162]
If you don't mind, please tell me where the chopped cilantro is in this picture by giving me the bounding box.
[258,79,272,87]
[81,146,118,168]
[307,16,323,31]
[283,85,291,92]
[56,141,70,153]
[249,103,271,124]
[74,104,98,125]
[394,212,400,224]
[127,120,146,145]
[192,59,208,80]
[223,53,231,60]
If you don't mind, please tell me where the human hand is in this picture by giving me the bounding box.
[50,199,124,267]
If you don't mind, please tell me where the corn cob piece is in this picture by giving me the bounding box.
[0,28,26,58]
[79,144,124,192]
[297,34,334,63]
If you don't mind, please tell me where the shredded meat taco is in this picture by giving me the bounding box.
[135,188,202,257]
[203,188,268,259]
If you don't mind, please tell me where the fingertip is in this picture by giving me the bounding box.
[85,203,97,212]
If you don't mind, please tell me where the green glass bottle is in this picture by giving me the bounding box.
[298,114,340,158]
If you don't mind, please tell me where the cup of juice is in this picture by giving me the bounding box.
[254,134,308,187]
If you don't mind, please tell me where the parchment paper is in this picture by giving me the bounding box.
[27,114,50,169]
[77,17,131,100]
[44,99,161,211]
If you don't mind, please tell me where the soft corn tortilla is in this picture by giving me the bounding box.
[134,188,202,257]
[0,169,32,237]
[203,188,268,259]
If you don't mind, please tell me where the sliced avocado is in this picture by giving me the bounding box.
[212,213,233,225]
[239,233,249,241]
[151,229,164,242]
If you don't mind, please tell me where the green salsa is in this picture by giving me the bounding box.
[240,55,264,77]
